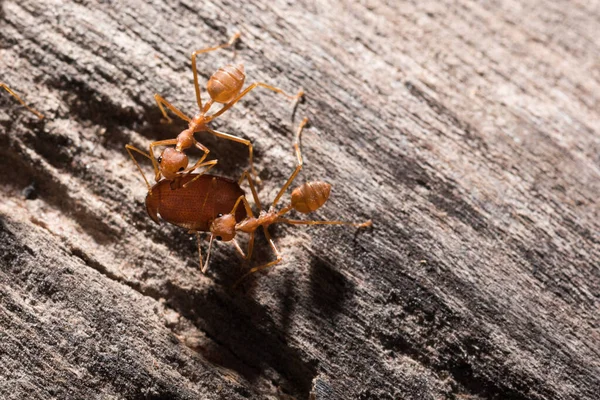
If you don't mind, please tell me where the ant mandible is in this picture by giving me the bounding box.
[1,83,44,119]
[126,32,304,193]
[145,118,372,287]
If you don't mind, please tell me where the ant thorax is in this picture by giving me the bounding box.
[236,210,278,233]
[258,210,279,227]
[236,217,259,233]
[189,113,208,131]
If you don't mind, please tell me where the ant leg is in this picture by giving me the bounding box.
[178,139,213,186]
[238,170,262,211]
[229,194,254,217]
[277,218,373,228]
[206,82,305,122]
[233,228,281,288]
[191,32,241,110]
[192,140,210,165]
[125,144,155,191]
[197,232,215,273]
[205,127,257,180]
[154,94,191,124]
[149,139,178,181]
[232,239,245,258]
[246,233,256,261]
[0,83,44,119]
[231,232,255,261]
[181,160,218,188]
[228,195,255,261]
[271,117,309,208]
[196,232,204,270]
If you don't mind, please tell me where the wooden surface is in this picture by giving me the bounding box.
[1,0,599,399]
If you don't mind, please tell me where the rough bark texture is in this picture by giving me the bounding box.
[1,0,599,399]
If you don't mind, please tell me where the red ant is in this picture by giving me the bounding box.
[145,118,372,287]
[126,32,304,192]
[1,83,44,119]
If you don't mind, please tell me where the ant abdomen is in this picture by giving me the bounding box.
[207,64,246,103]
[291,181,331,214]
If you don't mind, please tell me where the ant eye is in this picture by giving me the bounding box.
[217,213,223,218]
[215,236,222,241]
[157,156,163,164]
[178,167,184,172]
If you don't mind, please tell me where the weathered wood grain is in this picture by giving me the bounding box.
[1,0,599,399]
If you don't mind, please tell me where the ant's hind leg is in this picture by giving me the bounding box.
[271,117,309,208]
[205,127,258,180]
[0,83,44,119]
[191,32,241,110]
[232,228,281,289]
[154,94,191,124]
[207,82,304,122]
[277,218,373,228]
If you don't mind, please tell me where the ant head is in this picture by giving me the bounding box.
[291,181,331,214]
[210,213,237,242]
[158,148,188,180]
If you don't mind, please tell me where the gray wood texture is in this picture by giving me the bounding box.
[1,0,599,399]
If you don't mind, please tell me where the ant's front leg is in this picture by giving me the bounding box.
[196,232,215,274]
[238,170,262,211]
[228,195,256,262]
[232,233,255,262]
[233,227,282,289]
